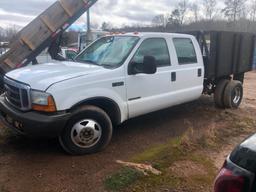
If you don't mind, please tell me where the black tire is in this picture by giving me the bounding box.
[59,105,113,155]
[214,79,229,108]
[223,80,243,109]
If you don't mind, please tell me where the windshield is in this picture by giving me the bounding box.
[75,36,140,68]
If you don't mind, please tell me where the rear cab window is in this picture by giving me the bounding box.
[173,38,198,65]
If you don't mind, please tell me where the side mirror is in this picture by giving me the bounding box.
[129,56,157,75]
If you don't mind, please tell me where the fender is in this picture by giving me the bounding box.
[70,96,122,125]
[48,85,128,123]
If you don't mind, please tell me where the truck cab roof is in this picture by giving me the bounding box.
[109,32,195,39]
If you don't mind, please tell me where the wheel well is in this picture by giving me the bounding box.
[71,97,121,126]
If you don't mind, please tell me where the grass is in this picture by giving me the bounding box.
[123,134,216,192]
[132,137,189,169]
[104,167,143,192]
[104,132,216,192]
[104,110,256,192]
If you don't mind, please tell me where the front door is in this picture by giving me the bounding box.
[125,38,172,118]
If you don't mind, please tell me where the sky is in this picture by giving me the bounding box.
[0,0,178,30]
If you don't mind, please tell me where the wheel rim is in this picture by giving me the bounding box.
[71,119,102,148]
[233,87,241,104]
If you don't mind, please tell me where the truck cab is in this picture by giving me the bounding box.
[0,32,206,155]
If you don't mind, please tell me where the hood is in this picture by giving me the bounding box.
[6,62,105,91]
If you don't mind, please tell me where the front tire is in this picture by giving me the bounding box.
[59,105,113,155]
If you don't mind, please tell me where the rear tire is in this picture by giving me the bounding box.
[59,105,113,155]
[223,81,243,109]
[214,79,229,108]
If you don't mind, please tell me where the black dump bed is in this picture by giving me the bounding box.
[187,31,255,80]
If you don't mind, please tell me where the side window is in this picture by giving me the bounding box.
[173,38,198,65]
[132,38,170,67]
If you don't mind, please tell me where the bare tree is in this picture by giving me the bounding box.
[202,0,217,20]
[178,0,189,25]
[0,27,4,42]
[190,3,200,22]
[168,0,189,26]
[249,0,256,21]
[222,0,247,22]
[4,25,19,43]
[101,22,112,31]
[168,9,182,26]
[152,14,167,27]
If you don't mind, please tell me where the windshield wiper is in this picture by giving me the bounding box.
[102,64,115,69]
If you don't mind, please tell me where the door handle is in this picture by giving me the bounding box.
[171,72,176,82]
[198,68,202,77]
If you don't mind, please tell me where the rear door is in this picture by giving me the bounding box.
[168,37,204,104]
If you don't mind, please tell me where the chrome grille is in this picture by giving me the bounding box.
[4,77,31,111]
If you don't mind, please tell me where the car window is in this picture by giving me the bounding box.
[132,38,170,67]
[173,38,198,65]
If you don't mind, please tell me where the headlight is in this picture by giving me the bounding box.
[31,90,56,112]
[31,91,50,105]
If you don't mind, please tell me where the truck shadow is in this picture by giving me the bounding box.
[0,95,217,156]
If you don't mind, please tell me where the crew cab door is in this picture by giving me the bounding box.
[126,38,172,118]
[167,37,204,105]
[126,36,204,119]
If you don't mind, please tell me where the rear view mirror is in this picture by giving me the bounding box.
[129,56,157,75]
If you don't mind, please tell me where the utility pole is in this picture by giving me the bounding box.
[86,9,93,46]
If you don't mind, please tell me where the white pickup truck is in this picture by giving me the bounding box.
[0,32,248,155]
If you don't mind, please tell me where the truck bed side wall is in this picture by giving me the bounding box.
[207,31,255,80]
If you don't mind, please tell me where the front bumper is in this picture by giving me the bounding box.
[0,96,70,137]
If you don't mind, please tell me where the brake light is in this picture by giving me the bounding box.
[214,167,245,192]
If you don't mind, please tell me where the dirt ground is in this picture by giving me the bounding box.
[0,72,256,192]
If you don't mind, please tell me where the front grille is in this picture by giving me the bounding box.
[4,77,31,111]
